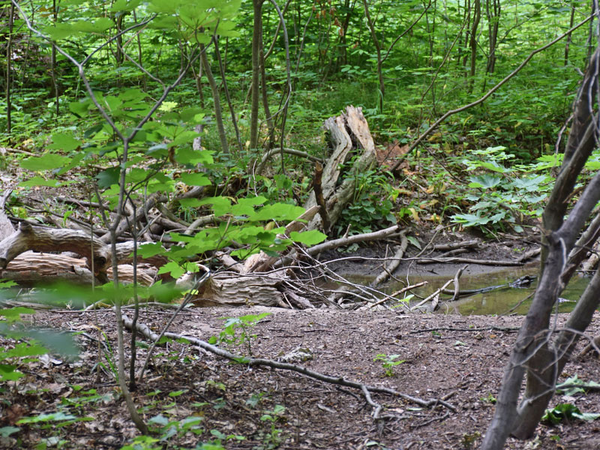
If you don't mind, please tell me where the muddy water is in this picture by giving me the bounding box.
[349,267,590,315]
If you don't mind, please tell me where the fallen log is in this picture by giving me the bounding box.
[1,252,156,287]
[0,221,111,274]
[190,272,312,309]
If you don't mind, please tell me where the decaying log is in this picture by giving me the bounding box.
[304,106,377,231]
[114,241,168,269]
[0,221,111,273]
[1,252,156,286]
[2,252,96,285]
[191,273,290,308]
[0,190,15,241]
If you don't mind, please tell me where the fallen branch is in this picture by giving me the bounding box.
[409,326,520,334]
[416,256,524,266]
[273,224,402,269]
[368,281,428,309]
[256,147,324,176]
[370,232,408,288]
[410,265,467,312]
[123,314,456,419]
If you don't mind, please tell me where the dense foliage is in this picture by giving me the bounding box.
[1,1,592,238]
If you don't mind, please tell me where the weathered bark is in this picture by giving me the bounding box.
[191,273,312,309]
[304,105,377,231]
[2,252,97,285]
[0,221,111,274]
[1,251,157,287]
[0,190,15,241]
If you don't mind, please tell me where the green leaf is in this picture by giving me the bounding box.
[0,364,23,381]
[451,213,491,227]
[0,426,20,438]
[407,235,421,249]
[110,0,142,11]
[137,243,166,258]
[148,414,169,426]
[19,176,63,187]
[198,197,232,217]
[248,204,305,222]
[18,412,77,424]
[48,133,81,151]
[96,168,120,188]
[21,153,68,172]
[179,173,211,186]
[468,175,502,189]
[175,148,214,165]
[71,18,115,33]
[290,230,327,246]
[157,262,185,279]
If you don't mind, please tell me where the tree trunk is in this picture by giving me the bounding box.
[200,45,229,154]
[250,0,265,150]
[482,47,600,450]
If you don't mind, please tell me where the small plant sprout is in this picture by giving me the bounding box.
[260,405,286,449]
[209,312,272,357]
[374,354,406,377]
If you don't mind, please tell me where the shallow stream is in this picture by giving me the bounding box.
[350,266,590,315]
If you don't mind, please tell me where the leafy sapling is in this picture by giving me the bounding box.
[209,312,272,357]
[374,354,405,377]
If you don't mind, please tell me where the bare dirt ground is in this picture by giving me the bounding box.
[3,301,600,450]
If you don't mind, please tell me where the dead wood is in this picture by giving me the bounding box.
[0,189,15,241]
[416,256,525,266]
[100,192,163,243]
[2,252,96,285]
[1,252,156,287]
[368,281,427,309]
[432,240,479,252]
[0,221,111,273]
[114,241,168,269]
[370,231,408,288]
[304,106,377,231]
[190,272,311,309]
[255,147,324,176]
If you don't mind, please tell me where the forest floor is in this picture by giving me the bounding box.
[3,234,600,450]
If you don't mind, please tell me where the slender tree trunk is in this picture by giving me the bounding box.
[51,0,59,117]
[362,0,384,111]
[214,37,243,155]
[132,9,146,89]
[250,0,265,150]
[468,0,481,93]
[482,48,600,450]
[259,49,275,151]
[461,0,471,69]
[564,4,575,66]
[5,0,14,135]
[336,0,352,71]
[486,0,500,73]
[201,46,229,154]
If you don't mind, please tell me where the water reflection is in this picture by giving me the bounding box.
[348,267,590,315]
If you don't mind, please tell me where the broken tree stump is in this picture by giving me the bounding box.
[304,105,377,232]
